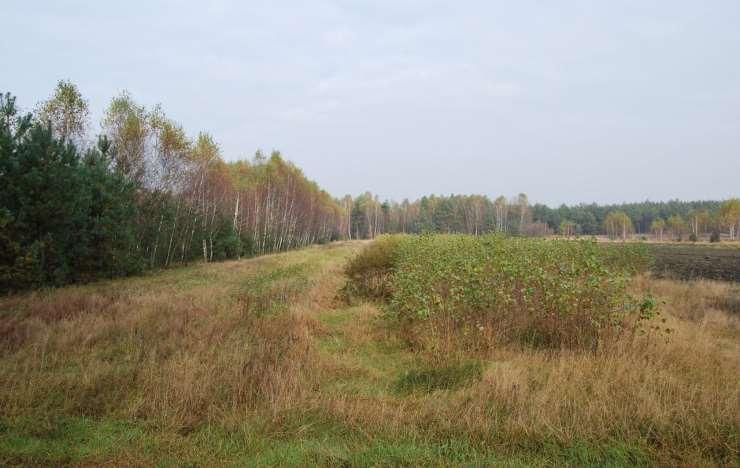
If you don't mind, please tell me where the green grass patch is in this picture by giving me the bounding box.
[518,438,652,468]
[0,416,147,465]
[393,360,483,394]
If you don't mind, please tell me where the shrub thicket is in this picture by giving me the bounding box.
[347,235,651,349]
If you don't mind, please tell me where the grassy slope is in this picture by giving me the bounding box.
[0,241,738,466]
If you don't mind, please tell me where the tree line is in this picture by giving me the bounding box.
[533,199,739,241]
[2,81,739,292]
[344,192,739,241]
[1,82,341,292]
[342,192,536,238]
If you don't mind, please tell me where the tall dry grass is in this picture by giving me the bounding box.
[0,242,737,465]
[312,276,739,464]
[0,249,343,436]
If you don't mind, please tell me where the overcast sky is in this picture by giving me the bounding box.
[3,1,739,206]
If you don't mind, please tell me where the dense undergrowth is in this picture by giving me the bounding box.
[345,234,652,350]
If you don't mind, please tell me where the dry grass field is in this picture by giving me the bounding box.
[0,241,738,466]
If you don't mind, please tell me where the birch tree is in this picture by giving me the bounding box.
[718,198,740,240]
[35,80,90,144]
[650,218,665,241]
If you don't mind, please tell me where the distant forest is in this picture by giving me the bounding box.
[344,194,730,240]
[2,81,739,291]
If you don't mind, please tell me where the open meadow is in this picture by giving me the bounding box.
[5,3,740,465]
[1,238,738,466]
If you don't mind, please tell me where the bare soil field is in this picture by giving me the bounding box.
[647,244,740,282]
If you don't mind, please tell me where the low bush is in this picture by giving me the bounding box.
[346,235,652,350]
[343,235,407,300]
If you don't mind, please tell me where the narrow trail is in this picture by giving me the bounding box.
[301,241,414,400]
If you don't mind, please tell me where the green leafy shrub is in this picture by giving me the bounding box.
[347,235,652,350]
[598,242,653,274]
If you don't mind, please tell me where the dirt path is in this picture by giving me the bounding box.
[300,241,415,400]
